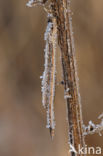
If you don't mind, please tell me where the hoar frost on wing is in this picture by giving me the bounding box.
[41,14,57,139]
[26,0,44,7]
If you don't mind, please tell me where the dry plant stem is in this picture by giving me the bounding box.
[50,0,85,155]
[27,0,86,155]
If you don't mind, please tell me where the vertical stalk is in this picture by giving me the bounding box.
[51,0,85,155]
[27,0,86,155]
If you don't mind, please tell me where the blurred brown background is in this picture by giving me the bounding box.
[0,0,103,156]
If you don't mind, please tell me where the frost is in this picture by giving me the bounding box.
[40,76,43,79]
[41,16,57,137]
[83,116,103,136]
[26,0,35,7]
[44,20,53,41]
[27,0,89,143]
[66,88,70,92]
[46,106,50,128]
[64,94,72,99]
[98,113,103,119]
[26,0,43,7]
[41,18,53,108]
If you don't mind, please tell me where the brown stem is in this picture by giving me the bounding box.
[50,0,86,155]
[27,0,86,155]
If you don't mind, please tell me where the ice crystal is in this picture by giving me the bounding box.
[83,115,103,136]
[66,88,70,92]
[98,113,103,119]
[40,75,43,79]
[26,0,43,7]
[26,0,35,7]
[64,94,72,99]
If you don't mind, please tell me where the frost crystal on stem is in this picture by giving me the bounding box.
[26,1,103,155]
[83,114,103,136]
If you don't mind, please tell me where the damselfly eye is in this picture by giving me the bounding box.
[48,18,52,23]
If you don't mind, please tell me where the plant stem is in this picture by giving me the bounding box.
[51,0,85,155]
